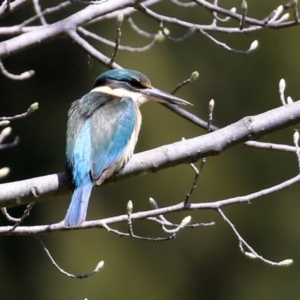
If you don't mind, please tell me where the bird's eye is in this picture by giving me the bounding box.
[130,79,151,89]
[129,80,145,89]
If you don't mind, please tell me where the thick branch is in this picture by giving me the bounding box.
[1,101,300,208]
[0,0,136,59]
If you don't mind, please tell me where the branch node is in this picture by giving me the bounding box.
[31,186,40,197]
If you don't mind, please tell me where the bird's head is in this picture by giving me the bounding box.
[92,69,192,107]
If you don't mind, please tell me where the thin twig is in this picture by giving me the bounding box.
[67,30,122,69]
[169,0,196,8]
[0,103,38,121]
[19,1,70,28]
[171,71,199,95]
[109,13,123,66]
[36,235,104,278]
[32,0,47,25]
[0,60,35,80]
[239,0,248,30]
[70,0,108,4]
[160,24,195,42]
[0,136,19,150]
[101,221,176,241]
[207,99,214,132]
[198,28,258,54]
[218,208,293,266]
[79,27,158,52]
[293,130,300,172]
[127,17,156,38]
[147,216,215,228]
[184,162,200,205]
[9,202,35,232]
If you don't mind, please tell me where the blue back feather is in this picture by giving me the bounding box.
[72,119,92,187]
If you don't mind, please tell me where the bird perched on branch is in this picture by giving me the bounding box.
[64,69,192,227]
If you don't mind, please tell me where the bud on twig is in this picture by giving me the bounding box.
[117,12,124,26]
[190,71,199,81]
[249,40,258,51]
[293,130,299,145]
[209,99,215,110]
[287,96,293,104]
[0,167,10,178]
[1,127,11,138]
[278,259,293,266]
[241,0,248,12]
[95,260,105,271]
[20,70,35,80]
[149,197,158,209]
[28,102,39,113]
[127,200,133,214]
[277,13,290,23]
[279,78,286,92]
[155,30,165,43]
[181,216,191,226]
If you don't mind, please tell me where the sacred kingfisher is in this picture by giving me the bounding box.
[64,69,192,227]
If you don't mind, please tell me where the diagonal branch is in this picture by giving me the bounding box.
[1,100,300,208]
[0,0,137,59]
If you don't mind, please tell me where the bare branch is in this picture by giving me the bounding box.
[127,17,156,38]
[171,71,199,95]
[198,28,258,54]
[218,208,293,266]
[1,171,300,235]
[19,1,71,28]
[32,0,47,25]
[0,60,35,80]
[109,12,123,66]
[67,29,122,69]
[169,0,196,8]
[8,203,35,232]
[36,236,104,278]
[245,141,297,153]
[79,27,159,52]
[160,25,195,42]
[239,0,248,30]
[0,0,29,18]
[0,136,19,150]
[0,102,38,121]
[1,100,300,210]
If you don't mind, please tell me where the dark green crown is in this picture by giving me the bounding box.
[93,69,151,89]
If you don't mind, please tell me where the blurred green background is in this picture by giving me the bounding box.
[1,0,300,299]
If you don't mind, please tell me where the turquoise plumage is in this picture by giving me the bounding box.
[64,69,191,227]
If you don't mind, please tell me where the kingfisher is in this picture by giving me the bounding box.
[64,69,192,227]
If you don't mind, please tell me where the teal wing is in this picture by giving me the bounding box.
[89,96,137,183]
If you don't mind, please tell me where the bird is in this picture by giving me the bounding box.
[64,69,192,227]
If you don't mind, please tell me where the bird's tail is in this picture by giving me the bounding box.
[64,181,93,227]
